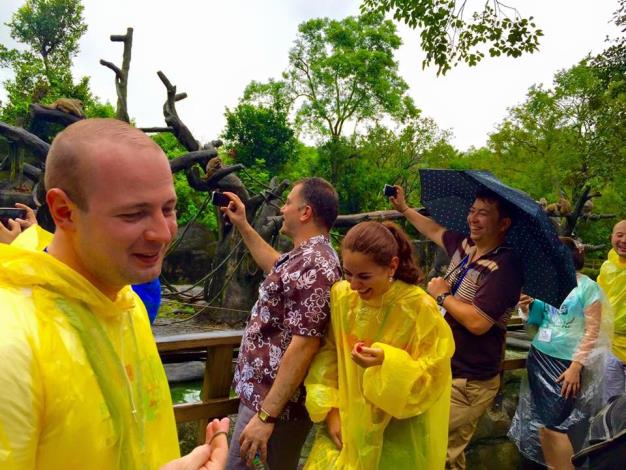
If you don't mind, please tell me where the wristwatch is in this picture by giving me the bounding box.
[257,407,278,424]
[436,292,451,307]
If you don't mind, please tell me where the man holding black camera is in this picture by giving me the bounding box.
[219,178,341,470]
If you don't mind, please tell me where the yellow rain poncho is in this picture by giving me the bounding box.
[304,280,454,469]
[598,249,626,362]
[0,226,179,469]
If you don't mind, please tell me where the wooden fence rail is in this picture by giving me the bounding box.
[156,330,527,439]
[157,329,244,441]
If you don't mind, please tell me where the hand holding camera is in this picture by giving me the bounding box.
[0,203,37,244]
[383,184,397,198]
[384,185,411,214]
[212,191,247,228]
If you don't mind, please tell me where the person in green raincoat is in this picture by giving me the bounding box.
[304,221,454,469]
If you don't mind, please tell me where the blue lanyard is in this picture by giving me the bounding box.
[448,254,471,295]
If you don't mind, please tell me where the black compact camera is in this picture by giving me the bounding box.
[211,191,230,207]
[0,207,26,228]
[383,184,397,198]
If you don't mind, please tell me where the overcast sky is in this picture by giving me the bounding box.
[0,0,620,150]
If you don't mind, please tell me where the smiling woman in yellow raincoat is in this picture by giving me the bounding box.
[304,221,454,469]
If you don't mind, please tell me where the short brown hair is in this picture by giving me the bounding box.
[342,221,422,284]
[295,177,338,230]
[45,118,163,210]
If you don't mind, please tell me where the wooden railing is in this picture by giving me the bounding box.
[157,329,244,441]
[157,330,527,431]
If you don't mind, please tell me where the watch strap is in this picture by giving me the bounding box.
[257,407,278,424]
[437,292,451,306]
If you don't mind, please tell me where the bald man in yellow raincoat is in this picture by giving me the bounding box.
[0,119,228,470]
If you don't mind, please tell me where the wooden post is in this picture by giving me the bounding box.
[197,344,235,443]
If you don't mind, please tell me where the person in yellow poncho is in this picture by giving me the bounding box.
[304,221,455,469]
[0,118,228,470]
[598,219,626,402]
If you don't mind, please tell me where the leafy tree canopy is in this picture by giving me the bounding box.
[223,81,297,174]
[0,0,100,125]
[361,0,543,75]
[8,0,87,73]
[285,13,416,140]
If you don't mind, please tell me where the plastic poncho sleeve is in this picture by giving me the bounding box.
[362,300,454,419]
[305,316,340,423]
[572,300,601,365]
[0,294,42,469]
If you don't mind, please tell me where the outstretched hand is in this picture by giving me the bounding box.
[220,192,247,228]
[389,185,409,213]
[159,417,230,470]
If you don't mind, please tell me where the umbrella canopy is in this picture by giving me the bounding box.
[419,169,577,308]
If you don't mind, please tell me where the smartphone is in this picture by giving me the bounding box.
[211,191,230,207]
[383,184,397,198]
[0,207,26,228]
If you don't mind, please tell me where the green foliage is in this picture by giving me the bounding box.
[361,0,543,75]
[151,133,218,230]
[223,100,296,174]
[286,13,415,140]
[311,112,454,214]
[8,0,87,72]
[0,0,95,125]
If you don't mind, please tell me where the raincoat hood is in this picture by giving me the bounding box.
[0,225,136,315]
[0,225,178,469]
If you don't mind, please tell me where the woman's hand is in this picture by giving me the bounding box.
[325,408,342,450]
[557,362,582,399]
[517,294,534,315]
[351,342,384,368]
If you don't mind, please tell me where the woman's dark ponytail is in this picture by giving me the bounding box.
[382,222,422,284]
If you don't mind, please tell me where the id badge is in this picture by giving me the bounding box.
[537,327,552,342]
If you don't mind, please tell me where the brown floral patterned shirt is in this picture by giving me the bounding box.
[233,235,341,421]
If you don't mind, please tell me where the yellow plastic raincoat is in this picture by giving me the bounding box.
[304,280,454,469]
[598,249,626,362]
[0,226,179,469]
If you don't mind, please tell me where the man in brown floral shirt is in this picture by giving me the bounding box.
[221,177,341,470]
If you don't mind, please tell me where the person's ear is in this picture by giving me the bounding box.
[499,217,512,233]
[299,205,313,223]
[389,256,400,277]
[46,188,78,231]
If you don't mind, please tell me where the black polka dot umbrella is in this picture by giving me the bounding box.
[419,169,577,308]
